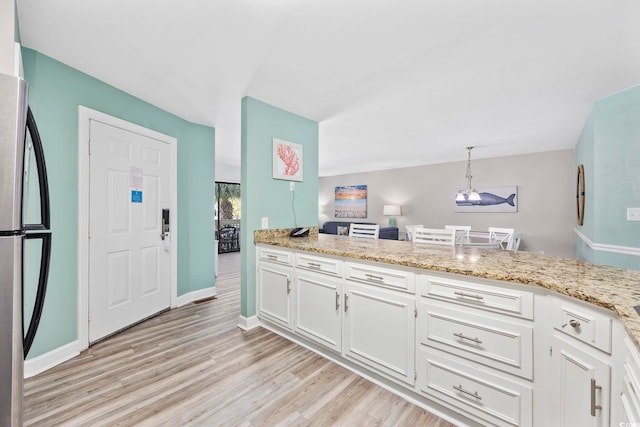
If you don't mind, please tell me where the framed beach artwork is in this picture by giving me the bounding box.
[272,138,303,181]
[334,185,367,218]
[455,185,518,213]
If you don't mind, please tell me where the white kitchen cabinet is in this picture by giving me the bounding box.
[294,270,342,352]
[621,338,640,423]
[343,281,415,386]
[417,347,533,427]
[257,260,294,330]
[255,243,636,427]
[549,335,611,427]
[419,301,534,380]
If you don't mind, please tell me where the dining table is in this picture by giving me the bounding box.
[457,232,503,249]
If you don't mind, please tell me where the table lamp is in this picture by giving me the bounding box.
[383,205,401,227]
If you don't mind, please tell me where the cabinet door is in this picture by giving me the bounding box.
[294,271,342,352]
[550,335,610,427]
[257,262,294,330]
[343,282,415,385]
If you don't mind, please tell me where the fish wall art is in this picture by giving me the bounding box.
[454,185,518,213]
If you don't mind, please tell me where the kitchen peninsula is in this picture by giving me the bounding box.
[254,229,640,426]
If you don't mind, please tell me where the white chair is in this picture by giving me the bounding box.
[349,223,379,239]
[488,227,515,250]
[445,225,471,243]
[413,228,456,246]
[405,224,423,242]
[512,235,521,251]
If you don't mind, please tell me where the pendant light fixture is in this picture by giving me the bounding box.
[455,147,481,202]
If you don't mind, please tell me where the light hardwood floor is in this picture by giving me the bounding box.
[24,252,456,426]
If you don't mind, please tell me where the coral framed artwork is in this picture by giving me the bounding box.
[272,138,303,181]
[335,185,367,218]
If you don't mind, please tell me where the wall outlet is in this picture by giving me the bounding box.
[628,208,640,221]
[261,217,269,229]
[290,182,295,191]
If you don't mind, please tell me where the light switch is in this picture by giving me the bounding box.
[628,208,640,221]
[261,217,269,229]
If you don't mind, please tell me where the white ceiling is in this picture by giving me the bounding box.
[17,0,640,176]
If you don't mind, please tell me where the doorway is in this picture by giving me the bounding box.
[215,182,241,254]
[78,107,178,348]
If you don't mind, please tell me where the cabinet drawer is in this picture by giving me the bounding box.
[419,303,533,380]
[418,275,534,320]
[296,253,342,277]
[257,246,293,266]
[345,262,415,293]
[551,297,612,353]
[417,349,532,427]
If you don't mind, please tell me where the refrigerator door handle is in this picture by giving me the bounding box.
[22,107,52,358]
[23,232,51,358]
[23,107,51,232]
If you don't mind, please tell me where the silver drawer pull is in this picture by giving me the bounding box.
[453,384,482,400]
[453,332,483,345]
[365,273,384,281]
[266,254,278,259]
[591,379,602,416]
[561,319,581,329]
[454,291,484,300]
[335,292,340,310]
[308,262,321,269]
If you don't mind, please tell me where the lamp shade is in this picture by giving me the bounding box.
[383,205,401,216]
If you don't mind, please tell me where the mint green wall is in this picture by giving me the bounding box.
[240,97,318,317]
[22,49,215,358]
[575,111,595,263]
[575,85,640,270]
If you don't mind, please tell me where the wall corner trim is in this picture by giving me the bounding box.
[237,315,259,330]
[575,228,640,257]
[24,340,82,378]
[175,287,217,308]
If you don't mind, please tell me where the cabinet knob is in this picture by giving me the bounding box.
[562,319,581,329]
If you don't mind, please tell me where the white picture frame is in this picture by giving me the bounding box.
[272,138,303,181]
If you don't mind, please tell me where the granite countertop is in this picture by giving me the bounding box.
[254,229,640,349]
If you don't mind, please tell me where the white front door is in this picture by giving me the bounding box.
[88,120,171,342]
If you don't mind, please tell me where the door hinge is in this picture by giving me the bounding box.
[414,372,417,381]
[414,308,418,318]
[549,345,552,356]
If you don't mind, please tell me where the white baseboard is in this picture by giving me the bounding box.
[24,340,82,378]
[237,315,259,330]
[175,286,217,307]
[575,228,640,257]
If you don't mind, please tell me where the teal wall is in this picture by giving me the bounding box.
[575,85,640,270]
[22,49,215,358]
[240,97,318,317]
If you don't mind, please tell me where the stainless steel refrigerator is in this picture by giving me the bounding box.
[0,72,51,426]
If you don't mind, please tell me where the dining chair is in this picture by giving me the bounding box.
[348,223,380,239]
[405,224,424,242]
[445,225,471,243]
[413,228,456,246]
[488,227,515,250]
[218,226,237,252]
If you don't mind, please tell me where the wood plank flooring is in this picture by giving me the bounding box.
[24,252,456,426]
